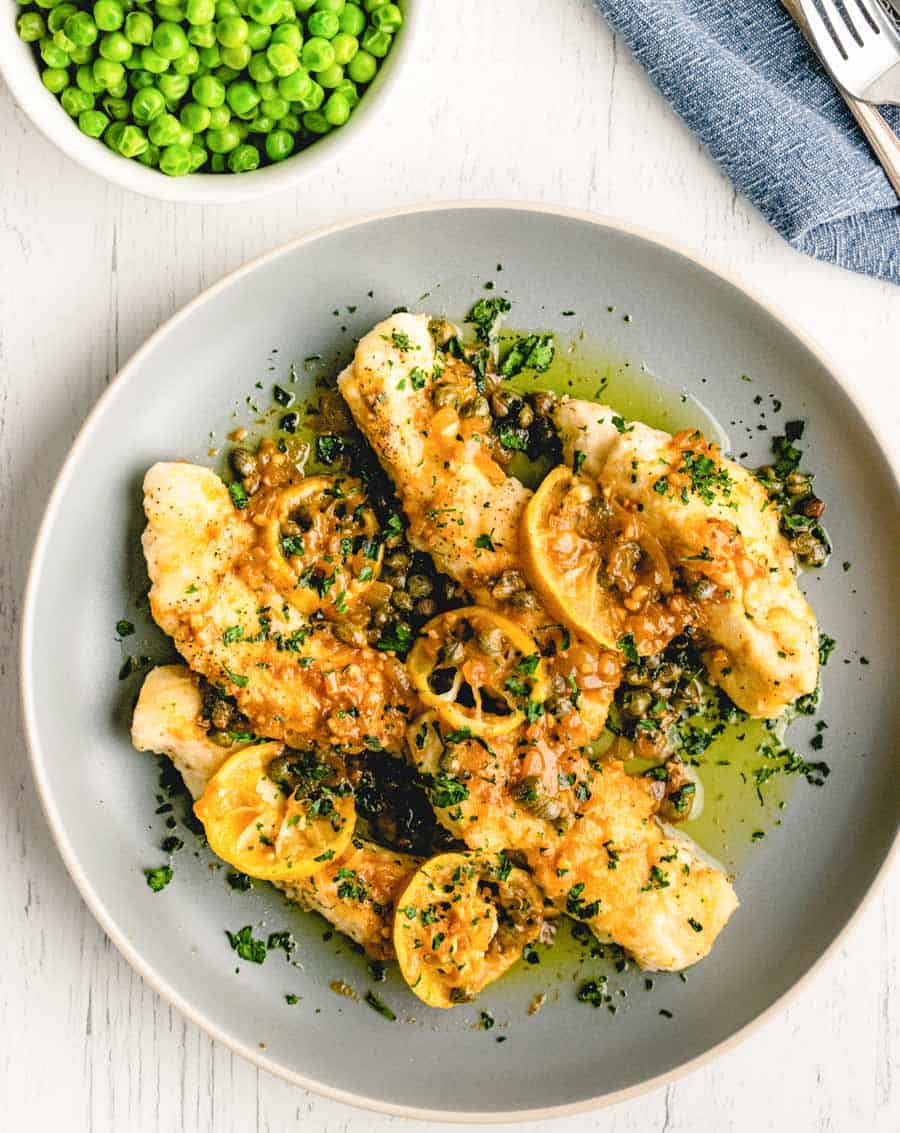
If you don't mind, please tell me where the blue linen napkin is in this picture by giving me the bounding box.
[592,0,900,284]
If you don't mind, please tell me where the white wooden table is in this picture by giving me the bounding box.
[1,1,897,1129]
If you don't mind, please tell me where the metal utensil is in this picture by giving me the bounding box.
[795,0,900,103]
[783,0,900,196]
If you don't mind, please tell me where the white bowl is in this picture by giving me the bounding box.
[0,0,420,204]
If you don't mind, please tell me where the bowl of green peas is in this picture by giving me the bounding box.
[1,0,417,201]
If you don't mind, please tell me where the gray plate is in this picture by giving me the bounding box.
[21,204,900,1121]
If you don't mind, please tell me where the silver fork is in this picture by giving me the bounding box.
[784,0,900,195]
[795,0,900,103]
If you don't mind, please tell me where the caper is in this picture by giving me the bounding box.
[491,569,527,600]
[785,471,811,498]
[550,674,568,696]
[655,662,682,685]
[511,775,543,804]
[801,496,825,519]
[624,665,651,687]
[230,447,257,479]
[517,404,534,428]
[530,390,557,417]
[476,626,505,655]
[690,577,716,601]
[210,730,235,747]
[531,797,562,821]
[546,697,575,718]
[392,590,414,613]
[209,699,233,731]
[335,620,363,645]
[432,383,459,409]
[623,689,653,717]
[385,551,411,571]
[266,754,294,788]
[439,749,461,774]
[415,597,437,618]
[460,396,490,418]
[372,607,392,629]
[509,588,541,611]
[281,519,302,538]
[407,574,433,598]
[678,677,703,705]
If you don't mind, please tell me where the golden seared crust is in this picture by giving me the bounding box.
[556,399,819,717]
[142,462,416,753]
[131,663,419,959]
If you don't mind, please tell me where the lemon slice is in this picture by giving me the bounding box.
[194,742,356,882]
[260,475,382,614]
[406,607,547,737]
[522,465,672,653]
[393,851,544,1008]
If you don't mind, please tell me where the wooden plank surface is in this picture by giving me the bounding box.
[1,1,897,1129]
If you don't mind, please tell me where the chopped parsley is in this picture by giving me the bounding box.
[474,532,495,551]
[364,991,396,1021]
[688,917,703,933]
[228,481,248,510]
[465,296,511,342]
[226,925,267,964]
[222,665,249,688]
[566,882,600,920]
[315,434,343,464]
[500,333,555,376]
[818,634,836,666]
[116,619,135,637]
[573,450,586,474]
[144,865,173,892]
[616,633,639,663]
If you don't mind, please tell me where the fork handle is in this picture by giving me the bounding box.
[781,0,900,200]
[842,97,900,199]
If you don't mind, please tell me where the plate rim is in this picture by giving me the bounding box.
[19,200,900,1123]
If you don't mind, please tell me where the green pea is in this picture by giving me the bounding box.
[152,21,189,60]
[158,71,190,101]
[216,15,248,47]
[295,78,323,109]
[265,127,293,160]
[186,0,215,22]
[72,45,94,63]
[147,112,181,144]
[40,39,70,69]
[48,5,78,35]
[79,108,109,136]
[60,85,94,115]
[248,51,274,81]
[302,109,329,134]
[197,43,221,67]
[17,12,47,43]
[371,2,401,31]
[52,28,76,56]
[131,85,166,122]
[293,0,317,10]
[346,47,374,82]
[307,10,338,38]
[314,0,346,12]
[337,3,364,36]
[317,62,342,88]
[141,46,171,73]
[270,23,301,51]
[226,78,259,115]
[323,89,349,125]
[333,75,358,106]
[246,112,271,132]
[159,142,192,175]
[276,67,312,101]
[188,23,217,47]
[108,77,129,97]
[192,72,226,105]
[280,110,299,130]
[189,142,208,170]
[206,123,241,151]
[245,20,270,50]
[123,11,152,45]
[330,32,356,65]
[76,64,104,93]
[220,44,251,68]
[266,42,297,76]
[156,4,186,21]
[93,0,124,32]
[93,57,125,87]
[227,142,259,171]
[137,142,161,166]
[180,100,210,130]
[301,36,334,71]
[100,31,133,62]
[207,103,231,127]
[174,46,201,74]
[260,94,288,118]
[215,63,240,81]
[360,26,390,58]
[363,0,388,10]
[102,94,130,118]
[130,70,156,90]
[215,0,240,15]
[64,12,98,47]
[256,79,277,99]
[210,152,226,171]
[117,123,149,156]
[103,120,127,150]
[246,0,280,23]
